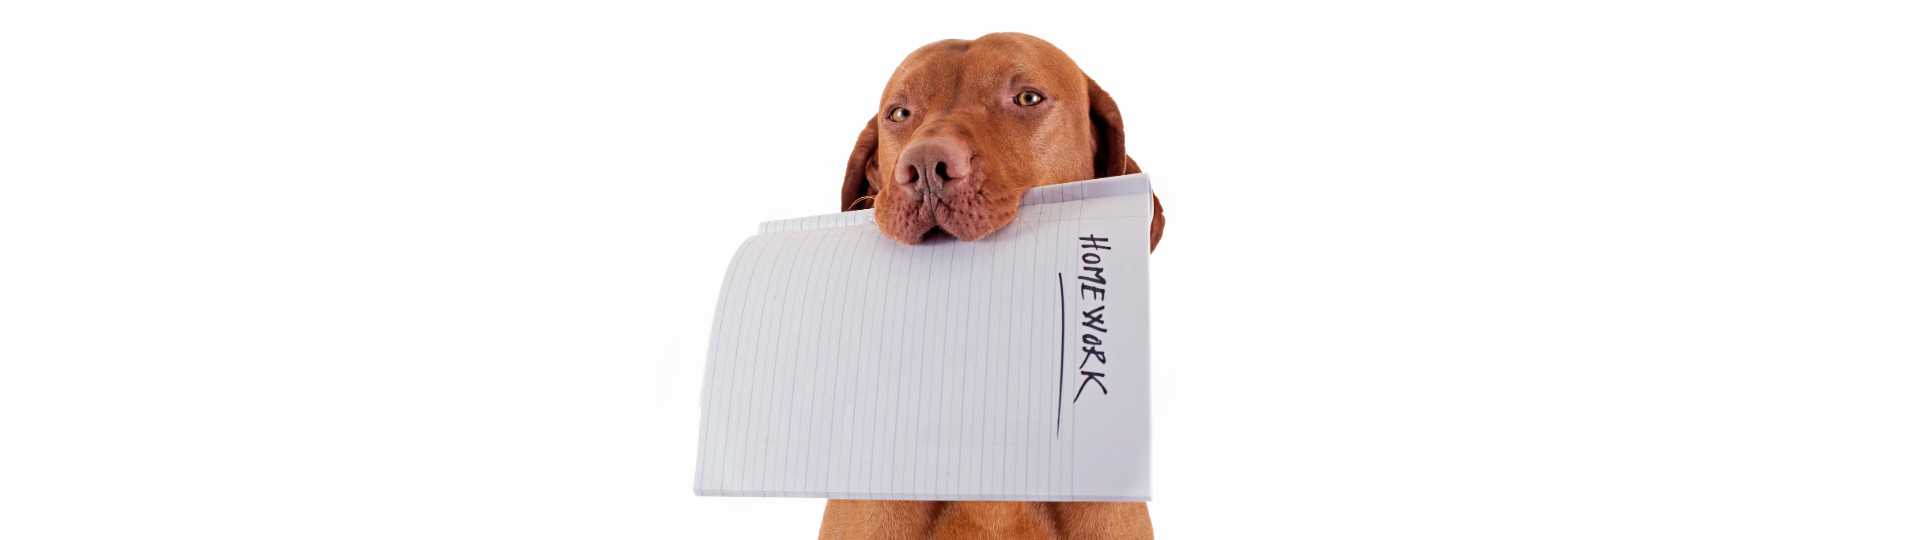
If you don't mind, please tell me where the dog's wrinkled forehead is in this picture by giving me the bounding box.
[883,34,1087,110]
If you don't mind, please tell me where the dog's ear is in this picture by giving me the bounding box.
[841,116,881,212]
[1089,76,1160,252]
[1087,76,1131,179]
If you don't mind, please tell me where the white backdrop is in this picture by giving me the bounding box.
[3,1,1915,539]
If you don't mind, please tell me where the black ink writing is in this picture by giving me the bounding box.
[1081,306,1107,333]
[1073,235,1114,403]
[1056,273,1065,436]
[1079,266,1106,285]
[1073,371,1106,402]
[1079,345,1105,369]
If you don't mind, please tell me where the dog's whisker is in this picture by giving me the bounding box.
[844,195,875,212]
[1011,209,1038,238]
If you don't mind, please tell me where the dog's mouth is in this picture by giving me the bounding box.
[873,174,1021,245]
[920,226,956,242]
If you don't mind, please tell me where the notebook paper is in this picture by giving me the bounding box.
[694,173,1153,502]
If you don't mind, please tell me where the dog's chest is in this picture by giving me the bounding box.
[928,502,1058,540]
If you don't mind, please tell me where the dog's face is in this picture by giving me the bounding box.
[842,33,1133,244]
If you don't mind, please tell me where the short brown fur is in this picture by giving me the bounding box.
[826,33,1160,539]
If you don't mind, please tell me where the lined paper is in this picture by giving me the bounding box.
[694,174,1153,502]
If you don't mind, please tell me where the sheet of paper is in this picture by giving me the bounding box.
[693,174,1153,502]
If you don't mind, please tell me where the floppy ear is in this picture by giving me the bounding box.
[1087,76,1132,179]
[841,116,881,212]
[1089,76,1164,252]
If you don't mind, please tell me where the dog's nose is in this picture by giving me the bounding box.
[893,138,972,199]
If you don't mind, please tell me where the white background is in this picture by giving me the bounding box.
[2,1,1914,538]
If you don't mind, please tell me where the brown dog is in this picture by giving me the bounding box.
[822,33,1160,540]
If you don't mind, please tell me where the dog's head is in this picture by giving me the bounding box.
[841,32,1136,245]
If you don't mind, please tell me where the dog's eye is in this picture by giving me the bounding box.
[888,107,911,122]
[1016,91,1044,107]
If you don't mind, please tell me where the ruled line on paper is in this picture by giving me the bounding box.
[695,174,1153,502]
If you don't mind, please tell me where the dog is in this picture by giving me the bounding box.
[821,32,1161,540]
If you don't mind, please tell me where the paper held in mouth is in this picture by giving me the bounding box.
[693,174,1153,502]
